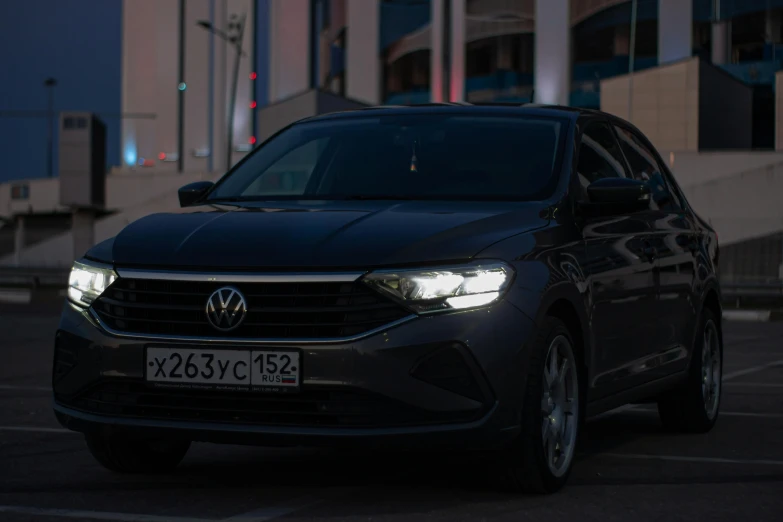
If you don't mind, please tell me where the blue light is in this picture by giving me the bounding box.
[124,148,137,166]
[178,82,187,91]
[137,157,145,166]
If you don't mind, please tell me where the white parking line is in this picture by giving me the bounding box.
[0,426,73,434]
[0,506,212,522]
[603,453,783,467]
[0,384,51,391]
[723,359,783,381]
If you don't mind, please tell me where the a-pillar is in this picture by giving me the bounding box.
[346,0,380,104]
[534,0,570,105]
[659,0,693,65]
[72,209,96,260]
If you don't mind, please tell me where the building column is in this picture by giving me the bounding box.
[346,0,380,104]
[268,0,310,103]
[430,0,444,102]
[534,0,570,105]
[658,0,693,65]
[449,0,466,102]
[712,20,730,65]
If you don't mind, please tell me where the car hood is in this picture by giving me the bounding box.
[95,200,549,269]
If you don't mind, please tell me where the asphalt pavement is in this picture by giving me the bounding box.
[1,299,782,522]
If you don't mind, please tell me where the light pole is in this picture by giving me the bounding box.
[197,13,247,174]
[44,77,57,178]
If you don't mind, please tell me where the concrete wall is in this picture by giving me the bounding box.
[683,162,783,246]
[601,58,700,152]
[0,171,211,220]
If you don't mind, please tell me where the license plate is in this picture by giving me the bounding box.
[145,347,300,393]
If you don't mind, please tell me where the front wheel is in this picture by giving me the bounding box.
[85,434,191,474]
[657,308,722,433]
[504,317,581,494]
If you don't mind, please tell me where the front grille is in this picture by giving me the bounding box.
[92,277,411,339]
[57,382,483,428]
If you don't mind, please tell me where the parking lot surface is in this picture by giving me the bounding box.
[2,300,782,521]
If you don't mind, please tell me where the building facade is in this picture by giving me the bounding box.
[118,0,783,174]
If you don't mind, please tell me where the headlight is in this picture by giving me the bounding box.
[67,260,117,308]
[362,261,513,314]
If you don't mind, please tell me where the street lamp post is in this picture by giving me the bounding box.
[44,77,57,178]
[197,13,247,174]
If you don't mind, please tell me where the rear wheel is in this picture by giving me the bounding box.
[504,317,581,494]
[657,308,722,433]
[85,434,190,474]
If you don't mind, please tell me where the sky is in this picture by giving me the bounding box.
[0,0,122,184]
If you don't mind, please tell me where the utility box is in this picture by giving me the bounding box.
[58,112,107,208]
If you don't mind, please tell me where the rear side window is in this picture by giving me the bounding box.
[614,126,683,211]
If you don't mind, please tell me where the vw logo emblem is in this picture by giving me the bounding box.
[206,287,247,331]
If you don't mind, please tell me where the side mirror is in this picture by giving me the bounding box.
[178,181,214,207]
[582,177,650,215]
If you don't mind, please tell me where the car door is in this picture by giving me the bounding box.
[574,120,660,397]
[613,124,697,376]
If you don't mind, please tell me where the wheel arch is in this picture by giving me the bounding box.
[533,284,592,397]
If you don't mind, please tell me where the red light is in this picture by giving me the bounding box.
[249,136,257,145]
[249,72,257,80]
[158,152,166,160]
[250,101,257,109]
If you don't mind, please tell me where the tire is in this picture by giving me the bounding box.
[85,434,191,474]
[657,307,722,433]
[503,317,582,494]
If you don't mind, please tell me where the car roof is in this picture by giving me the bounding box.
[299,103,604,125]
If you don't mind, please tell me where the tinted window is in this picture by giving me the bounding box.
[614,126,682,210]
[208,114,566,201]
[575,122,629,198]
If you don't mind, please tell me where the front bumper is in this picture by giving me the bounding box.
[53,299,537,449]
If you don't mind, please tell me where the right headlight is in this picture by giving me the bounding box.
[362,261,514,314]
[67,260,117,308]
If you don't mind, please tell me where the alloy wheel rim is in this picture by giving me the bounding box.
[540,335,579,478]
[702,320,721,420]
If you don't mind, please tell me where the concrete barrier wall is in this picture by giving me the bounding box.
[0,170,211,220]
[682,161,783,246]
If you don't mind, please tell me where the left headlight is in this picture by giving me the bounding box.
[362,261,514,314]
[67,260,117,308]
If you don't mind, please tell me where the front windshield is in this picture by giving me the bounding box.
[208,113,566,202]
